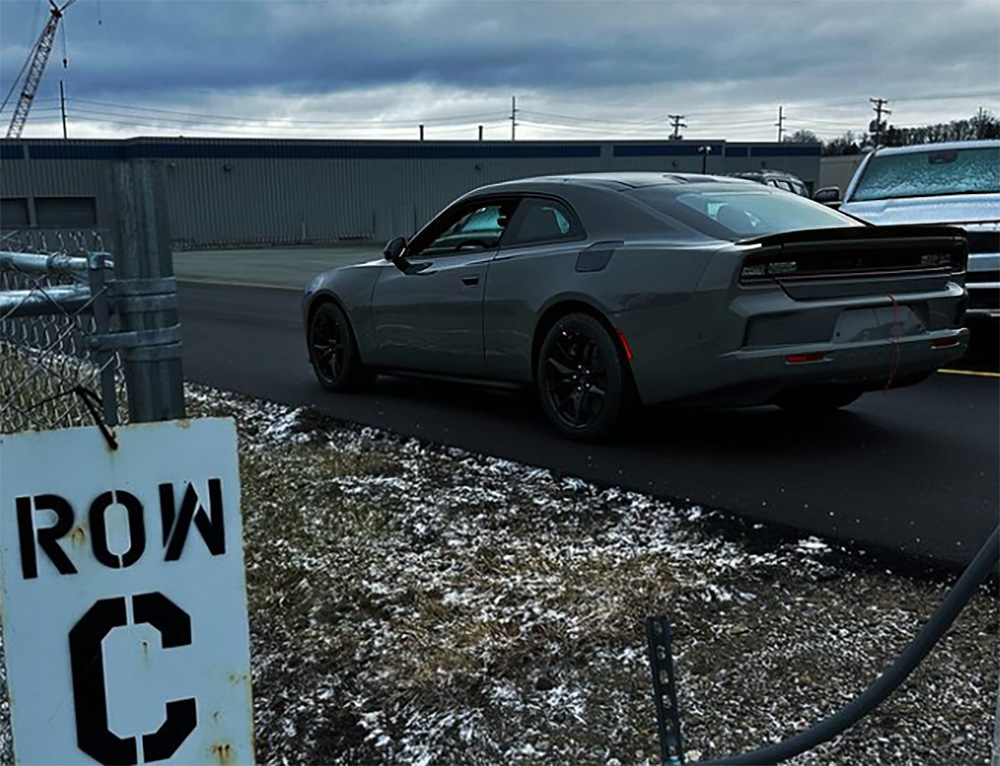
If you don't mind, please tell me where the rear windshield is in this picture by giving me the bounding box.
[629,187,862,240]
[850,146,1000,202]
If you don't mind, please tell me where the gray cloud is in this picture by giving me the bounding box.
[1,0,997,139]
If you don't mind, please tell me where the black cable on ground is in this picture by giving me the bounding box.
[698,524,1000,766]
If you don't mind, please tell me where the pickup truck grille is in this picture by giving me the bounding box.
[967,269,1000,284]
[964,230,1000,254]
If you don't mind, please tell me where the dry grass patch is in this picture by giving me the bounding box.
[182,385,998,766]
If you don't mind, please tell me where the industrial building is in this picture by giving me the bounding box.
[1,138,821,248]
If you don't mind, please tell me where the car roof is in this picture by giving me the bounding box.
[469,172,751,196]
[869,139,1000,157]
[730,170,804,181]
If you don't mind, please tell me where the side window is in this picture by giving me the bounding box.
[417,200,517,257]
[774,180,793,192]
[509,198,583,246]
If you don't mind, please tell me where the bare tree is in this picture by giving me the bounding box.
[783,129,821,144]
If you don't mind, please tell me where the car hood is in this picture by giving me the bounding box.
[840,193,1000,226]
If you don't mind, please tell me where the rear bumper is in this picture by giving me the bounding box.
[723,328,968,385]
[642,330,968,407]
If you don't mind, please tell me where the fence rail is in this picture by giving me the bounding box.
[2,162,186,431]
[0,233,127,433]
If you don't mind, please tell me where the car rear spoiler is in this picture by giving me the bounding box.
[737,223,968,249]
[737,225,969,283]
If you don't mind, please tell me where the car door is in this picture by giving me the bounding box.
[484,196,589,380]
[370,197,519,376]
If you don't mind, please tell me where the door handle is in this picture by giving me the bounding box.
[461,275,479,286]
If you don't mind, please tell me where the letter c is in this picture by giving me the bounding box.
[69,593,197,765]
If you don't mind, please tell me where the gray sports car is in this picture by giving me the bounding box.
[303,173,969,438]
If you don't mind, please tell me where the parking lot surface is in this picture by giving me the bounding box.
[176,271,998,567]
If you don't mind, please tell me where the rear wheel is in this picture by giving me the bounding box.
[537,313,627,439]
[308,302,374,392]
[775,386,864,412]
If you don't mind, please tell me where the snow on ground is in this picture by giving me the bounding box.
[1,385,996,765]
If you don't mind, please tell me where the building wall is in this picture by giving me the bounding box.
[1,138,822,247]
[818,154,865,194]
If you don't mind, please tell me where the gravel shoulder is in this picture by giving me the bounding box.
[184,385,998,766]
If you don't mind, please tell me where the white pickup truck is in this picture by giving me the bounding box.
[830,140,999,319]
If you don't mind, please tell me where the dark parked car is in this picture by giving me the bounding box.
[304,173,968,438]
[727,170,810,197]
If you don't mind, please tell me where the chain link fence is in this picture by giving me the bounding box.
[0,230,128,434]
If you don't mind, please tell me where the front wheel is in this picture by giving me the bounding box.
[307,301,374,392]
[536,313,627,440]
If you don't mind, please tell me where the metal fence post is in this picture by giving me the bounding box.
[86,251,118,426]
[110,159,185,423]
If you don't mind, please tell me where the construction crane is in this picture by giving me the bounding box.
[5,0,77,139]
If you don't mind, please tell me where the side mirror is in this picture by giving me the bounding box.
[813,186,841,205]
[383,236,407,262]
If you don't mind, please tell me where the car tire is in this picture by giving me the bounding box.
[536,313,627,440]
[308,301,374,392]
[775,386,864,412]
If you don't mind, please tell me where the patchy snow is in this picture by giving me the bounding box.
[181,384,995,766]
[1,384,994,766]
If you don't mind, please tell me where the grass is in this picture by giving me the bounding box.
[184,385,998,766]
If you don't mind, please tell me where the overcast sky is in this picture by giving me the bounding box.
[1,0,998,142]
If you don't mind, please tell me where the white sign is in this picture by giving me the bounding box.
[0,418,254,765]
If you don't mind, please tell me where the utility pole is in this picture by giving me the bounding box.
[510,95,518,141]
[478,124,483,141]
[59,79,68,139]
[870,97,891,147]
[419,124,424,141]
[775,105,785,142]
[668,114,686,140]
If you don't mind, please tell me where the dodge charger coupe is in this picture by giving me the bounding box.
[303,173,969,439]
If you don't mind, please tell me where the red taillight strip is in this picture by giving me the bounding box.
[785,353,826,364]
[616,327,633,362]
[932,336,961,348]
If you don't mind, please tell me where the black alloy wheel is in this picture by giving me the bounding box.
[308,301,373,392]
[537,313,627,439]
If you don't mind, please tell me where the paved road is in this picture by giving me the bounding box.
[173,244,382,289]
[177,281,998,568]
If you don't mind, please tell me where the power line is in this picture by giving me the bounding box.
[59,110,512,138]
[62,98,509,126]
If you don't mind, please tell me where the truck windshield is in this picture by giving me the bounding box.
[850,146,1000,202]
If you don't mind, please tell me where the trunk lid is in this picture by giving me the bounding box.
[738,224,967,300]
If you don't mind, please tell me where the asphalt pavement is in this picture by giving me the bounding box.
[176,280,999,568]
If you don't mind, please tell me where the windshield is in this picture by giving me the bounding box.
[850,146,1000,202]
[630,187,862,240]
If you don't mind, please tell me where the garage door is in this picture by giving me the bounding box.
[1,198,30,228]
[34,197,98,229]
